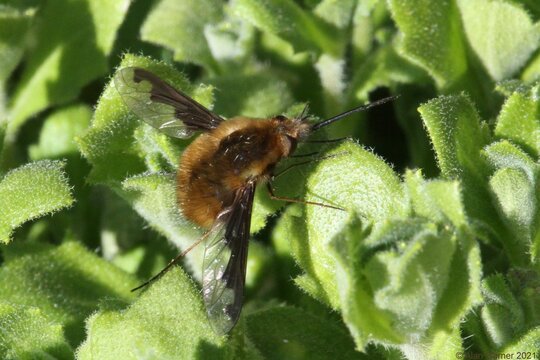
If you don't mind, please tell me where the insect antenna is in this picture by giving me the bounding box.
[310,95,399,132]
[131,231,210,292]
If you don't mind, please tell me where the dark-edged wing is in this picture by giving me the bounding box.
[114,67,224,138]
[202,180,256,335]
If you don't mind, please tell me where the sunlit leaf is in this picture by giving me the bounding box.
[76,267,228,360]
[457,0,540,81]
[8,0,131,134]
[0,160,73,243]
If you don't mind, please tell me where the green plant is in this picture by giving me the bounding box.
[1,0,539,359]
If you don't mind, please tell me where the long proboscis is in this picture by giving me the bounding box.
[310,95,400,132]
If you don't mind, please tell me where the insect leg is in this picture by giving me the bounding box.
[131,230,211,292]
[266,182,344,211]
[301,137,350,144]
[290,151,320,158]
[273,151,349,179]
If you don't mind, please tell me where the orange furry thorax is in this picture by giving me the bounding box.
[177,116,304,228]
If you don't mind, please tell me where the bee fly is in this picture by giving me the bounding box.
[114,67,396,335]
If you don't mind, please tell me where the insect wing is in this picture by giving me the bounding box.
[202,182,256,335]
[114,67,224,138]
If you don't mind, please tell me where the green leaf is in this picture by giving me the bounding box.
[501,326,540,352]
[457,0,540,81]
[140,0,223,70]
[246,306,362,360]
[0,160,74,243]
[336,218,482,354]
[351,45,429,101]
[251,186,280,235]
[29,104,92,160]
[482,306,513,348]
[8,0,130,134]
[76,267,227,360]
[388,0,468,89]
[419,95,490,180]
[418,95,506,244]
[203,12,256,64]
[330,216,405,349]
[331,172,483,352]
[507,269,540,330]
[494,81,540,157]
[510,0,540,20]
[132,124,182,174]
[426,228,482,353]
[489,168,535,256]
[522,51,540,83]
[0,303,73,360]
[305,140,406,239]
[0,121,5,161]
[313,0,355,29]
[405,170,467,228]
[314,54,347,115]
[0,242,137,346]
[483,140,537,182]
[99,190,173,280]
[480,274,524,348]
[273,203,333,306]
[482,141,540,262]
[421,326,463,360]
[402,174,484,354]
[244,241,276,295]
[0,5,35,84]
[232,0,342,56]
[288,141,405,309]
[206,72,294,118]
[367,222,455,340]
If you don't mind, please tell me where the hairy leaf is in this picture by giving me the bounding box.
[495,81,540,158]
[8,0,130,134]
[246,306,362,360]
[481,274,524,347]
[76,267,227,360]
[29,104,92,160]
[501,327,540,352]
[288,141,405,308]
[232,0,342,56]
[457,0,540,81]
[0,303,73,360]
[0,160,73,243]
[0,242,136,346]
[0,5,34,84]
[141,0,223,70]
[388,0,468,89]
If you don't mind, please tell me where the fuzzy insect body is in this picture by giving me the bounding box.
[179,116,308,228]
[114,66,395,335]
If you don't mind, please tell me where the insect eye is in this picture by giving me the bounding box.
[275,115,287,121]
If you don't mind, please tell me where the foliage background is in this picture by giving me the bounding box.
[1,0,539,359]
